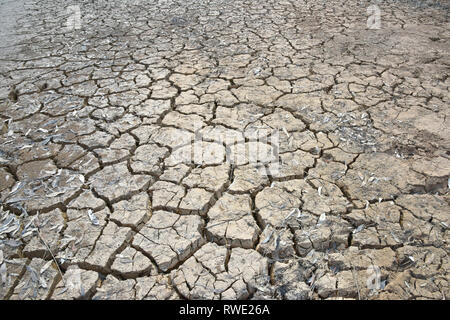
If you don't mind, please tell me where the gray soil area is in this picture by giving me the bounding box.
[0,0,449,300]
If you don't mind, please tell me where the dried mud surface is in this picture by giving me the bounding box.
[0,0,449,300]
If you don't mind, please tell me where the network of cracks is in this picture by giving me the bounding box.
[0,0,449,300]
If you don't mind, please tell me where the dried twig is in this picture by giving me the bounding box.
[351,264,361,300]
[33,221,65,285]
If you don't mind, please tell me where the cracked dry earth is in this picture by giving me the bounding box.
[0,0,449,300]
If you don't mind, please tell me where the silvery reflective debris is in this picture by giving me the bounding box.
[40,260,52,274]
[283,208,297,222]
[0,262,7,285]
[260,227,273,244]
[87,209,99,226]
[318,213,327,224]
[9,181,23,195]
[353,224,365,234]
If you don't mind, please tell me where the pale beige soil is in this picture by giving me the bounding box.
[0,0,449,300]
